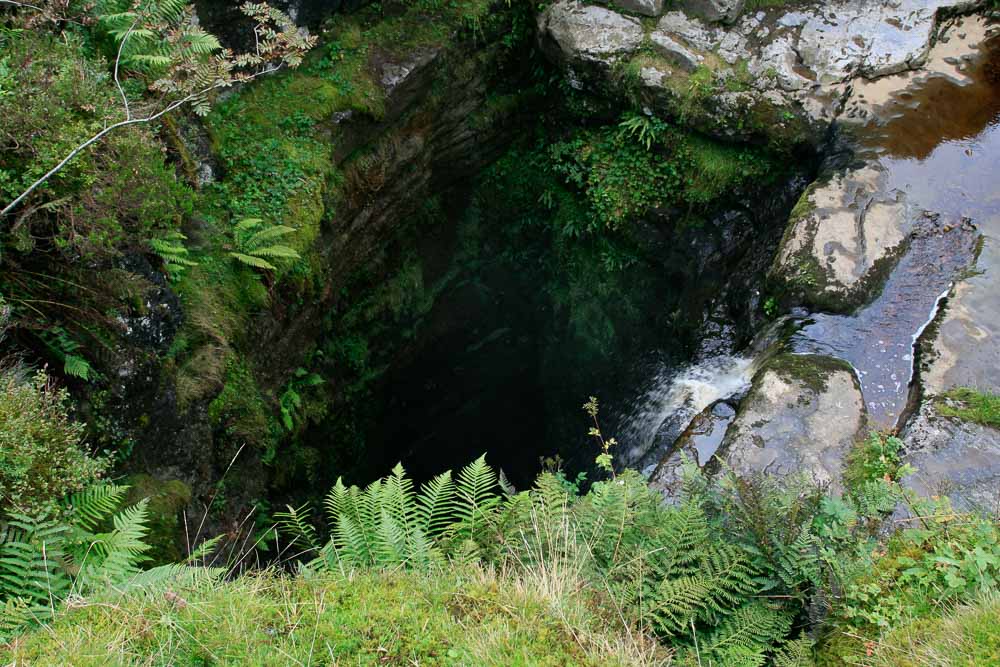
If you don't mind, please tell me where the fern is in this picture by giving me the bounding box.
[773,635,815,667]
[62,484,129,532]
[416,471,458,538]
[289,458,503,571]
[703,600,793,661]
[0,511,70,613]
[149,231,197,279]
[275,503,320,554]
[73,499,151,593]
[229,218,300,271]
[0,485,155,638]
[453,454,500,540]
[39,327,93,381]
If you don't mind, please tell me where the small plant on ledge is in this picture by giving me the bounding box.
[228,217,300,272]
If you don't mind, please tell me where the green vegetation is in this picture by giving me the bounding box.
[0,484,159,637]
[2,2,999,665]
[0,368,997,665]
[937,387,1000,428]
[3,566,664,666]
[866,592,1000,666]
[5,427,998,665]
[0,369,107,514]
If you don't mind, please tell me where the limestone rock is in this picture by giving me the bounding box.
[680,0,745,24]
[539,2,644,67]
[901,403,1000,513]
[901,232,1000,512]
[537,0,982,146]
[649,31,702,71]
[719,354,866,492]
[593,0,665,18]
[769,164,916,312]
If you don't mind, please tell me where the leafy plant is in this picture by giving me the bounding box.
[278,368,324,432]
[149,231,197,279]
[278,455,501,570]
[0,484,153,638]
[618,112,664,151]
[39,327,93,381]
[229,217,301,271]
[0,370,106,514]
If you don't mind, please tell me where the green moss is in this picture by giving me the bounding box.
[207,358,272,448]
[787,181,818,224]
[766,353,855,396]
[936,387,1000,428]
[123,475,192,565]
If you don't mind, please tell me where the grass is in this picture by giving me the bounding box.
[937,387,1000,429]
[1,566,668,666]
[867,592,1000,666]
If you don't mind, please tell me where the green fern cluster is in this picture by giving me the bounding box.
[0,485,151,639]
[149,231,197,279]
[278,455,501,570]
[280,458,823,665]
[98,0,221,71]
[230,217,301,271]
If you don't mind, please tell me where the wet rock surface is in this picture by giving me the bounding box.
[539,0,985,145]
[719,353,866,493]
[649,399,737,498]
[605,8,1000,503]
[902,403,1000,513]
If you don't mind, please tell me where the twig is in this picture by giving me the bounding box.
[1,65,280,218]
[0,0,45,10]
[114,17,141,121]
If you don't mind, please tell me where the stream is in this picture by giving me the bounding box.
[617,16,1000,471]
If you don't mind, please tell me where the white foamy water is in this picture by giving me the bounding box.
[618,354,756,470]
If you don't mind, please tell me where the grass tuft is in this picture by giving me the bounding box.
[937,387,1000,429]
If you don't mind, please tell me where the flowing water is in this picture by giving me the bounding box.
[793,19,1000,429]
[618,17,1000,467]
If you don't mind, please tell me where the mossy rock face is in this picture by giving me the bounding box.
[767,164,915,313]
[124,475,193,564]
[719,353,866,492]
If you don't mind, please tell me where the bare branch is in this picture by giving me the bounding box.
[114,17,141,121]
[0,65,283,218]
[0,0,45,10]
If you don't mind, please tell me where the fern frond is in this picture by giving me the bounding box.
[229,252,277,270]
[63,484,128,532]
[454,454,500,539]
[416,471,457,538]
[249,245,299,260]
[275,504,320,553]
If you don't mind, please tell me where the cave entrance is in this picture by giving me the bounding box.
[291,116,813,496]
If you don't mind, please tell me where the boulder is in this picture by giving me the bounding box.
[901,404,1000,513]
[537,0,982,147]
[679,0,744,24]
[539,2,644,67]
[650,31,702,71]
[593,0,665,18]
[719,354,866,492]
[901,230,1000,512]
[769,164,916,312]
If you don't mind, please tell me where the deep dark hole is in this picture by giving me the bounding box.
[294,155,815,494]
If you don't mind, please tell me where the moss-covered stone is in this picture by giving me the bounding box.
[124,474,193,564]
